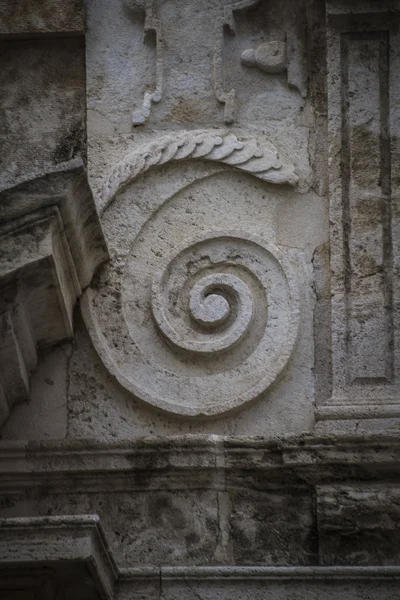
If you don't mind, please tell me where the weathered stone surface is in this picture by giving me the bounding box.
[1,435,400,569]
[0,37,86,191]
[0,0,84,36]
[241,41,287,73]
[2,515,400,599]
[229,489,317,565]
[159,566,400,600]
[82,130,325,422]
[86,0,314,199]
[0,164,108,426]
[317,484,400,565]
[18,490,220,567]
[316,0,400,430]
[0,344,69,440]
[0,515,117,599]
[2,0,400,595]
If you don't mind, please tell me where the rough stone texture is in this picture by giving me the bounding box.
[158,568,400,600]
[0,515,117,599]
[85,0,314,198]
[0,37,86,191]
[81,0,327,428]
[315,0,400,430]
[0,164,108,427]
[0,0,84,36]
[2,0,400,597]
[83,136,323,420]
[229,489,316,565]
[0,344,70,441]
[1,435,400,569]
[317,485,400,566]
[2,515,400,599]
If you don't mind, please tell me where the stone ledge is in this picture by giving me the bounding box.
[139,566,400,600]
[1,516,400,599]
[0,515,117,599]
[121,564,400,580]
[1,434,400,490]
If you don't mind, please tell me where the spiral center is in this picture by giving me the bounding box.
[151,261,256,354]
[190,291,231,328]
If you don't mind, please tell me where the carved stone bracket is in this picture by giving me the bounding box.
[0,161,108,427]
[85,130,300,418]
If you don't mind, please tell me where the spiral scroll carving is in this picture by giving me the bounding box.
[84,234,300,416]
[83,130,302,417]
[151,235,260,355]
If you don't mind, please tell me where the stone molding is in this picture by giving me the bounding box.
[0,515,117,600]
[1,515,400,599]
[99,130,298,214]
[1,435,400,491]
[317,0,400,430]
[123,564,400,579]
[0,161,108,426]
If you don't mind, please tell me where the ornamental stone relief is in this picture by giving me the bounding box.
[83,130,308,417]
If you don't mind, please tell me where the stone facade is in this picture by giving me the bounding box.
[1,0,400,598]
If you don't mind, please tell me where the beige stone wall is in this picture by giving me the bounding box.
[1,1,400,598]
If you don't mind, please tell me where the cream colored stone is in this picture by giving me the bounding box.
[3,0,400,597]
[81,129,323,419]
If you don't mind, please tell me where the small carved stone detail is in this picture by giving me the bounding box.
[152,235,260,356]
[241,41,287,74]
[124,0,163,125]
[214,0,260,124]
[125,0,260,125]
[241,35,307,98]
[99,130,298,214]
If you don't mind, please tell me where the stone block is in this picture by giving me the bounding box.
[229,489,317,565]
[317,484,400,565]
[34,490,220,567]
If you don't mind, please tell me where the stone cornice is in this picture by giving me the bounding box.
[0,515,118,600]
[0,515,400,600]
[1,434,400,491]
[1,515,400,600]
